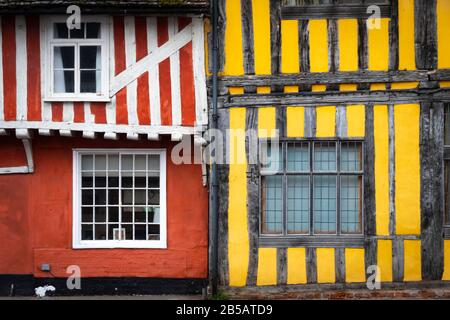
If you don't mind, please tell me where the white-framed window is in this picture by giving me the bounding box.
[44,16,110,102]
[73,149,167,249]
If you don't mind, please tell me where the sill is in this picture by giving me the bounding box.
[73,240,167,249]
[44,96,111,103]
[259,236,365,248]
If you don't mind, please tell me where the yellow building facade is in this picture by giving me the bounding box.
[214,0,450,289]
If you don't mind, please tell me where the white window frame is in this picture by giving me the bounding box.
[72,149,167,249]
[43,15,110,102]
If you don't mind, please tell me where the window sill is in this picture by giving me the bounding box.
[259,236,365,248]
[44,96,111,103]
[73,240,167,250]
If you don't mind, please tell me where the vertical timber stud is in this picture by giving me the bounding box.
[306,247,317,284]
[364,104,377,275]
[270,0,281,92]
[335,248,346,283]
[241,0,255,75]
[217,107,230,286]
[246,107,259,286]
[357,18,368,90]
[389,0,399,71]
[299,19,311,91]
[328,18,339,91]
[414,0,437,70]
[277,248,288,285]
[420,102,444,280]
[217,0,226,72]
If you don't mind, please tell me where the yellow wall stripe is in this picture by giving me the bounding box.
[378,240,393,282]
[287,248,307,285]
[258,108,277,138]
[391,82,418,90]
[257,248,278,286]
[338,19,358,72]
[345,248,366,283]
[443,240,450,280]
[316,248,336,284]
[368,18,390,71]
[287,107,305,138]
[371,84,387,91]
[252,0,271,75]
[228,107,249,287]
[395,104,421,235]
[316,106,336,138]
[403,240,422,282]
[398,0,416,70]
[438,0,450,69]
[281,20,300,74]
[224,0,244,76]
[309,20,329,73]
[340,84,358,92]
[346,105,366,138]
[374,105,390,236]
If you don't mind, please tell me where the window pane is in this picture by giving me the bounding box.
[135,155,147,171]
[54,46,75,69]
[287,142,309,172]
[80,46,101,69]
[148,155,160,171]
[95,207,107,223]
[109,207,119,223]
[135,207,147,223]
[54,70,75,93]
[69,23,85,39]
[54,23,68,38]
[148,225,160,240]
[314,142,336,172]
[313,175,336,234]
[340,176,362,234]
[82,224,93,240]
[341,142,363,172]
[80,70,101,93]
[108,155,119,171]
[135,225,147,240]
[82,207,93,223]
[94,224,107,240]
[122,155,133,170]
[148,190,160,205]
[148,207,160,223]
[86,23,101,38]
[81,155,93,170]
[287,176,310,234]
[445,105,450,146]
[261,142,283,172]
[262,176,283,234]
[94,155,106,170]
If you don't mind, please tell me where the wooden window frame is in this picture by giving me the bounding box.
[281,1,392,20]
[259,139,365,248]
[72,149,167,249]
[43,15,110,102]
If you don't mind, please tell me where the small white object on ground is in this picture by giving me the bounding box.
[35,285,56,298]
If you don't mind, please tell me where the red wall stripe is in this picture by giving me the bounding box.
[26,16,42,122]
[51,103,63,122]
[113,16,128,125]
[73,102,85,123]
[90,102,107,124]
[135,17,151,125]
[2,16,17,121]
[157,17,172,126]
[178,17,196,126]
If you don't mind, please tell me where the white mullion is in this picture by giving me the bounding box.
[92,154,96,240]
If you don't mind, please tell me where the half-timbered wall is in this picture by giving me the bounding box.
[0,15,207,140]
[215,0,450,288]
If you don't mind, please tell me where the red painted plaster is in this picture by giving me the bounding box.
[0,135,208,279]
